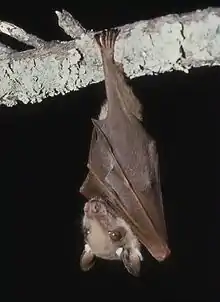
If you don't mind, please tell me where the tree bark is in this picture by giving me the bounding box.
[0,7,219,107]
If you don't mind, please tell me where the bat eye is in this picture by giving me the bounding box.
[108,230,122,241]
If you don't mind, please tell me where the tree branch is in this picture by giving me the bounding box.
[0,7,219,106]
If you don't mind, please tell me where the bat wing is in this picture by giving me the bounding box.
[80,171,103,199]
[80,122,115,200]
[142,139,168,241]
[80,118,170,261]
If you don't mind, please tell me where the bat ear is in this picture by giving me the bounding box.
[80,244,96,272]
[121,248,142,277]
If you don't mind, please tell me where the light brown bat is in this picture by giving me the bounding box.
[79,29,170,277]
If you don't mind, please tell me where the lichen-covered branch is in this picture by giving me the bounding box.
[0,7,219,106]
[0,42,15,55]
[0,21,48,48]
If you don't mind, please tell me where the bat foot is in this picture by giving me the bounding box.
[95,28,120,55]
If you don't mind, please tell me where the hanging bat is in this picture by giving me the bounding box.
[79,28,170,277]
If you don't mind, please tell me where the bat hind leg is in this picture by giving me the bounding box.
[95,28,120,57]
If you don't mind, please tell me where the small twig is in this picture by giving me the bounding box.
[0,20,48,48]
[55,9,86,39]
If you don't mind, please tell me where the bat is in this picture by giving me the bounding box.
[79,28,170,277]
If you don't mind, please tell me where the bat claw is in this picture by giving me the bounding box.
[95,28,120,54]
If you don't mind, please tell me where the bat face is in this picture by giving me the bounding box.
[80,197,143,276]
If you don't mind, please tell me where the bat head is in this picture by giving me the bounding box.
[80,197,143,277]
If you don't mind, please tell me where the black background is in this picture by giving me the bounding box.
[0,1,219,300]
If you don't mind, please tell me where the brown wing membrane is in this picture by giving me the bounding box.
[136,140,168,242]
[80,171,102,199]
[84,119,170,261]
[80,121,120,203]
